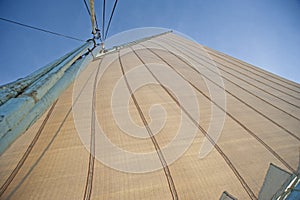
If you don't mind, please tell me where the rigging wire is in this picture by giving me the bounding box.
[83,0,92,16]
[102,0,106,39]
[84,0,100,29]
[104,0,119,40]
[0,17,85,42]
[83,0,102,41]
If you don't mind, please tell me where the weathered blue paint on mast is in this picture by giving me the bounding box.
[0,41,97,154]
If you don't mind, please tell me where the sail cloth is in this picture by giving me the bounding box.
[1,31,300,199]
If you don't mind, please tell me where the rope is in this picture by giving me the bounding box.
[83,0,102,40]
[0,17,85,42]
[89,0,96,35]
[104,0,119,40]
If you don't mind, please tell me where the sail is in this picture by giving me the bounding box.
[0,31,300,200]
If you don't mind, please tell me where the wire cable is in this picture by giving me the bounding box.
[83,0,91,16]
[102,0,106,39]
[84,0,100,29]
[83,0,102,40]
[104,0,119,40]
[0,17,85,42]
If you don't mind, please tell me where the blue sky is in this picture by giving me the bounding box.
[0,0,299,85]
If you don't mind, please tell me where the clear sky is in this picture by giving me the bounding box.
[0,0,299,85]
